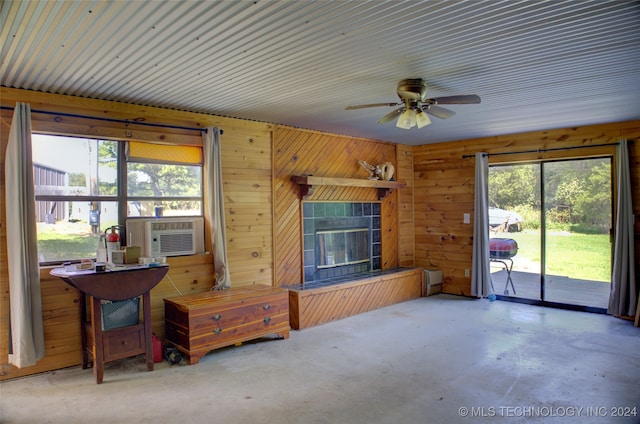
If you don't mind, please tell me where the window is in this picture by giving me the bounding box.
[126,141,202,218]
[32,134,203,264]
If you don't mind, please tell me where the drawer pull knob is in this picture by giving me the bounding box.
[263,304,271,311]
[212,314,222,321]
[263,317,271,324]
[213,328,222,335]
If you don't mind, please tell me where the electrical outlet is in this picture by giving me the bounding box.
[463,213,470,224]
[464,268,470,277]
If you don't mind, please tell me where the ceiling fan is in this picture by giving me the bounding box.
[345,78,480,129]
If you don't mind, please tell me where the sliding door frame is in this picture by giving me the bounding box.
[491,156,613,314]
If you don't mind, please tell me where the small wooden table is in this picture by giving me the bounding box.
[51,265,168,384]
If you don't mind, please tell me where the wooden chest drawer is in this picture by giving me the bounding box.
[165,292,288,335]
[164,285,290,364]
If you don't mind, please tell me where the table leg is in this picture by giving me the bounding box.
[490,259,501,293]
[491,258,516,295]
[79,291,89,369]
[90,297,105,384]
[142,293,154,372]
[505,258,516,295]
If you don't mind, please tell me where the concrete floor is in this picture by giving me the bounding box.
[1,294,639,424]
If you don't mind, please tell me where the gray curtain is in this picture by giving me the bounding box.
[608,139,636,316]
[203,127,231,289]
[471,152,492,297]
[5,102,45,367]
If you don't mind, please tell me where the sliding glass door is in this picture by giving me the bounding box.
[488,158,612,312]
[488,163,541,301]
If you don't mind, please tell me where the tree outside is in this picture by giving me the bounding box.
[489,158,612,283]
[490,158,611,234]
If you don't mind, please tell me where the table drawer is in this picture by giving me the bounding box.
[103,324,145,361]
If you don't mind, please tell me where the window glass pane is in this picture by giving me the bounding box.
[127,200,202,217]
[32,134,118,196]
[36,201,119,263]
[127,162,203,217]
[127,163,202,197]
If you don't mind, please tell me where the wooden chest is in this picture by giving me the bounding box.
[164,285,290,364]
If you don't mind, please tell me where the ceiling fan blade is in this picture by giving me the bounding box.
[376,107,404,124]
[424,105,456,119]
[428,94,481,105]
[345,102,400,110]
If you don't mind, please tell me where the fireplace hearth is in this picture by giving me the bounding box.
[303,202,381,283]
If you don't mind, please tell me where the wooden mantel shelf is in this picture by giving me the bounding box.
[291,175,406,200]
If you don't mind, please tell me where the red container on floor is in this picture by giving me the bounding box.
[489,238,518,259]
[152,334,163,363]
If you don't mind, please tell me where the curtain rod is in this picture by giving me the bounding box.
[461,142,619,159]
[0,105,223,134]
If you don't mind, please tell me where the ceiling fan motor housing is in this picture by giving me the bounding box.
[397,78,427,101]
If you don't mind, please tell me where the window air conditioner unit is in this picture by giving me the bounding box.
[125,217,205,257]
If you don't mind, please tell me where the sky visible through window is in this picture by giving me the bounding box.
[32,134,117,183]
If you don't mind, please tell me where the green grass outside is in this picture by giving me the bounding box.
[37,221,106,262]
[506,230,611,282]
[37,219,122,262]
[38,232,101,262]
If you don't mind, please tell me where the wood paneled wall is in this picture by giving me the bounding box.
[413,121,640,297]
[221,127,274,286]
[273,126,401,286]
[0,88,406,380]
[396,145,415,267]
[0,88,273,379]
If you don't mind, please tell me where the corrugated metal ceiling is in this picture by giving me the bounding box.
[2,0,639,145]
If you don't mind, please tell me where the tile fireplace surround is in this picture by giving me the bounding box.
[302,201,381,283]
[289,202,421,330]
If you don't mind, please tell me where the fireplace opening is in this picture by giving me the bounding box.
[317,228,369,269]
[302,202,381,283]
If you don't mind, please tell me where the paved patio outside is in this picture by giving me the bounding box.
[490,266,610,310]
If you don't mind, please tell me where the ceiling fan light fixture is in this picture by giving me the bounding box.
[396,108,416,129]
[415,108,432,128]
[345,78,480,130]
